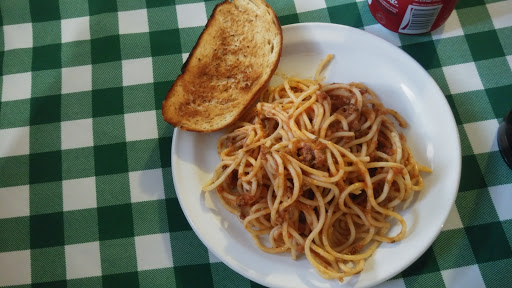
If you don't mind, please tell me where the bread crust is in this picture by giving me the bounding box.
[162,0,282,132]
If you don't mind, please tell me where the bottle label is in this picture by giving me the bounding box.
[398,4,443,34]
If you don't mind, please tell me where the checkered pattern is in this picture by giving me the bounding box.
[0,0,511,287]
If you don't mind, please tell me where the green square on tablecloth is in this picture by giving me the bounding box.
[0,0,32,25]
[174,263,214,288]
[32,44,62,71]
[166,198,190,232]
[132,199,169,236]
[64,208,100,244]
[67,277,103,288]
[0,217,30,252]
[102,272,140,287]
[298,9,331,23]
[476,58,512,89]
[159,137,173,168]
[29,182,63,215]
[205,1,222,16]
[179,27,205,53]
[170,231,209,266]
[89,0,118,16]
[116,0,147,11]
[327,2,364,28]
[153,81,171,112]
[465,221,512,263]
[61,41,92,68]
[427,68,450,95]
[456,0,485,9]
[152,55,183,82]
[29,151,62,184]
[403,272,445,288]
[146,0,173,8]
[399,34,434,46]
[94,142,129,175]
[91,61,123,89]
[466,30,506,62]
[127,139,162,172]
[401,246,440,277]
[0,155,30,188]
[459,154,487,192]
[92,87,124,117]
[31,246,66,283]
[29,0,61,23]
[30,212,65,249]
[59,0,90,19]
[278,14,300,26]
[61,147,96,180]
[162,167,175,197]
[480,258,512,288]
[96,173,131,206]
[497,26,512,56]
[98,204,135,241]
[434,36,473,67]
[358,1,379,27]
[31,69,62,98]
[456,188,500,226]
[211,262,252,288]
[2,48,32,75]
[432,228,477,270]
[0,99,31,129]
[444,94,462,125]
[149,29,182,57]
[138,268,177,287]
[120,33,152,60]
[92,116,126,145]
[503,219,512,251]
[476,151,512,187]
[457,5,494,35]
[29,123,61,154]
[147,6,178,31]
[487,84,512,120]
[452,90,496,123]
[91,35,122,65]
[33,20,61,47]
[124,83,156,113]
[458,125,475,156]
[266,0,296,15]
[99,238,138,274]
[61,91,93,122]
[89,13,120,38]
[402,41,442,70]
[32,280,66,288]
[30,94,61,125]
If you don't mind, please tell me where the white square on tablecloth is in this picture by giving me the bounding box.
[118,9,149,34]
[122,57,153,86]
[124,111,158,141]
[441,203,464,231]
[61,118,94,150]
[0,127,30,158]
[463,119,500,154]
[487,1,512,29]
[431,11,464,40]
[182,53,190,64]
[63,177,97,211]
[2,72,32,101]
[443,63,484,94]
[374,278,406,288]
[3,23,32,50]
[65,242,102,279]
[507,55,512,72]
[489,184,512,221]
[0,186,29,219]
[441,265,486,288]
[208,249,221,263]
[62,65,92,94]
[364,24,401,47]
[0,250,31,286]
[61,16,90,43]
[135,233,173,270]
[129,169,165,203]
[176,3,207,28]
[294,0,326,13]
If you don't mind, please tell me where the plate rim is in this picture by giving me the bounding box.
[171,22,461,288]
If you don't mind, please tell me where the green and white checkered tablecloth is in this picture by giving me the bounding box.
[0,0,511,287]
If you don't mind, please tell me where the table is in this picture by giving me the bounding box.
[0,0,511,287]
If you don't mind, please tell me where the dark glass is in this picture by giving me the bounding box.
[498,109,512,169]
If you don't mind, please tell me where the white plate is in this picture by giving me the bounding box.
[171,23,461,288]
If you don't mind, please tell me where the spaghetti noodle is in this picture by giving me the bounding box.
[202,56,431,282]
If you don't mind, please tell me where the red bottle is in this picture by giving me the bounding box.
[368,0,458,34]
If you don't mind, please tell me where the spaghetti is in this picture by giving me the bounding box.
[202,56,431,282]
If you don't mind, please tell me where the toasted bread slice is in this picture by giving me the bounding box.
[162,0,282,132]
